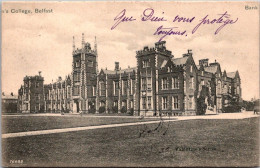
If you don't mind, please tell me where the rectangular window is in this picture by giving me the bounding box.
[122,80,127,95]
[87,60,93,67]
[142,78,147,90]
[162,78,168,90]
[190,76,194,89]
[162,96,168,110]
[147,96,152,109]
[75,61,80,68]
[189,96,194,109]
[113,81,119,95]
[73,86,80,95]
[172,77,179,89]
[142,97,146,110]
[73,73,80,82]
[132,80,135,94]
[35,94,40,100]
[36,82,40,88]
[142,60,150,68]
[92,86,96,96]
[130,100,133,108]
[147,77,152,90]
[99,81,105,96]
[172,96,179,109]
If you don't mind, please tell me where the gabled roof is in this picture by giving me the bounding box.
[227,72,236,78]
[160,60,168,68]
[2,95,18,100]
[101,67,136,75]
[204,65,218,74]
[172,56,189,66]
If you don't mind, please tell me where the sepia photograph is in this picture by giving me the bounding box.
[1,1,259,167]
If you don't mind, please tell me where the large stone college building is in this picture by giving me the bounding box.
[18,34,242,116]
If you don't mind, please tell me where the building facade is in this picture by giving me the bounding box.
[18,35,242,115]
[2,92,18,113]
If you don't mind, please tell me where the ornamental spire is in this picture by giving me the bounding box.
[82,33,85,48]
[73,36,75,51]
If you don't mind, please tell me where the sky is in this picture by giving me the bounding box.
[1,1,259,101]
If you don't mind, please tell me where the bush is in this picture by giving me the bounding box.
[112,106,118,113]
[128,108,134,116]
[223,105,241,113]
[89,107,96,113]
[121,106,127,113]
[99,106,106,113]
[196,97,207,115]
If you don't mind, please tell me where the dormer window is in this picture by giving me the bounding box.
[167,67,170,72]
[75,61,80,68]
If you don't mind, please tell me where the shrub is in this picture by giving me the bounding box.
[196,97,207,115]
[121,106,127,113]
[99,106,106,113]
[112,106,118,113]
[128,108,134,116]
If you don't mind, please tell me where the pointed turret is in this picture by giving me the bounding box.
[73,36,75,52]
[82,33,85,48]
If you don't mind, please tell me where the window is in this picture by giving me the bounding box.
[35,94,40,100]
[67,87,71,98]
[162,96,168,110]
[114,100,118,107]
[73,86,80,95]
[92,86,96,96]
[189,96,194,109]
[184,81,186,93]
[99,81,105,96]
[190,65,193,72]
[172,96,179,109]
[162,77,168,90]
[113,81,119,95]
[122,80,127,95]
[87,60,93,67]
[36,82,40,88]
[201,80,205,86]
[202,71,204,76]
[167,67,170,72]
[236,86,240,94]
[141,78,147,90]
[228,85,231,93]
[130,100,133,108]
[190,76,194,89]
[172,77,179,89]
[142,60,150,68]
[147,77,152,90]
[142,97,146,110]
[73,73,80,82]
[75,60,80,67]
[147,96,152,109]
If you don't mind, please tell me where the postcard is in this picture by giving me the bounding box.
[1,1,259,167]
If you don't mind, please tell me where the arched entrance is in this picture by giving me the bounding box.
[73,100,80,113]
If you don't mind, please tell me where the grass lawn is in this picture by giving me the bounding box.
[2,117,259,167]
[1,115,164,134]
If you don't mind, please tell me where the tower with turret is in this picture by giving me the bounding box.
[71,33,98,113]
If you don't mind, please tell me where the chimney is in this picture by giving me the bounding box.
[199,59,209,67]
[183,49,192,57]
[2,92,5,96]
[115,62,119,71]
[38,71,42,76]
[11,92,13,96]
